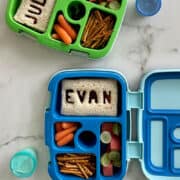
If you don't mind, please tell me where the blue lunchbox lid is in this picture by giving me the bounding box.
[45,69,180,180]
[135,69,180,180]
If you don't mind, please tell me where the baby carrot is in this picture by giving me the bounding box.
[62,122,77,129]
[55,122,63,132]
[52,33,61,40]
[55,125,78,141]
[54,24,72,45]
[58,15,77,41]
[57,133,74,146]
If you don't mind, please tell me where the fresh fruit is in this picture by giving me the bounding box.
[103,163,113,176]
[102,123,113,133]
[110,135,121,151]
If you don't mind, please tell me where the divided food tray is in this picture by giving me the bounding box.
[45,70,127,180]
[6,0,127,59]
[45,69,180,180]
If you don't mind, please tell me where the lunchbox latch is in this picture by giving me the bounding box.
[127,91,143,110]
[45,92,51,112]
[127,141,142,160]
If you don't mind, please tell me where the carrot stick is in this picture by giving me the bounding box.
[58,15,77,41]
[57,133,74,146]
[55,122,63,132]
[62,122,77,129]
[55,126,78,141]
[54,24,72,45]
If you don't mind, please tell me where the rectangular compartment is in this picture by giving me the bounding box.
[54,122,81,147]
[56,153,96,179]
[54,76,123,117]
[6,0,128,59]
[100,122,122,178]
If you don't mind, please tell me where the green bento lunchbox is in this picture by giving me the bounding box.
[6,0,127,59]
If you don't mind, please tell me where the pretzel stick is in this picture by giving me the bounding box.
[76,163,89,179]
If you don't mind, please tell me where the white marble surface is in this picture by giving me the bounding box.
[0,0,180,179]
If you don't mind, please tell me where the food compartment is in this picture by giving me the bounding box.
[67,1,86,20]
[55,77,122,117]
[87,0,122,10]
[78,131,97,148]
[100,122,122,177]
[56,153,96,179]
[81,9,116,49]
[51,12,80,44]
[54,122,81,147]
[11,0,56,33]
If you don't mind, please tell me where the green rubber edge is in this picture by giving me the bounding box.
[6,0,128,59]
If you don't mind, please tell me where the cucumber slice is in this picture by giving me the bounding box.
[108,151,120,162]
[108,1,121,10]
[100,131,112,144]
[100,2,107,7]
[101,153,111,167]
[112,160,121,168]
[109,151,121,167]
[112,123,121,136]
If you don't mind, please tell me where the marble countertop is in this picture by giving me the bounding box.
[0,0,180,179]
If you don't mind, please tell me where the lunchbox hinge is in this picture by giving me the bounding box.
[127,141,142,160]
[127,91,143,110]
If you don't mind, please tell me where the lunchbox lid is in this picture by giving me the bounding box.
[127,69,180,180]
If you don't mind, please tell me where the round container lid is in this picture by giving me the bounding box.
[10,148,38,178]
[136,0,162,16]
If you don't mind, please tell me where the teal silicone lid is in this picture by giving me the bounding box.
[10,148,38,178]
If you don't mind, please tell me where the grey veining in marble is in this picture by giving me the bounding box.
[0,0,180,179]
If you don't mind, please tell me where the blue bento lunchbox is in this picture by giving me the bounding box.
[45,69,180,180]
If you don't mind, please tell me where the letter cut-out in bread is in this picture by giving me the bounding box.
[14,0,55,32]
[61,79,118,116]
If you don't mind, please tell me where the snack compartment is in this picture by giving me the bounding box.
[54,121,81,148]
[56,153,97,179]
[48,150,97,180]
[49,0,87,46]
[100,122,125,179]
[80,9,116,50]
